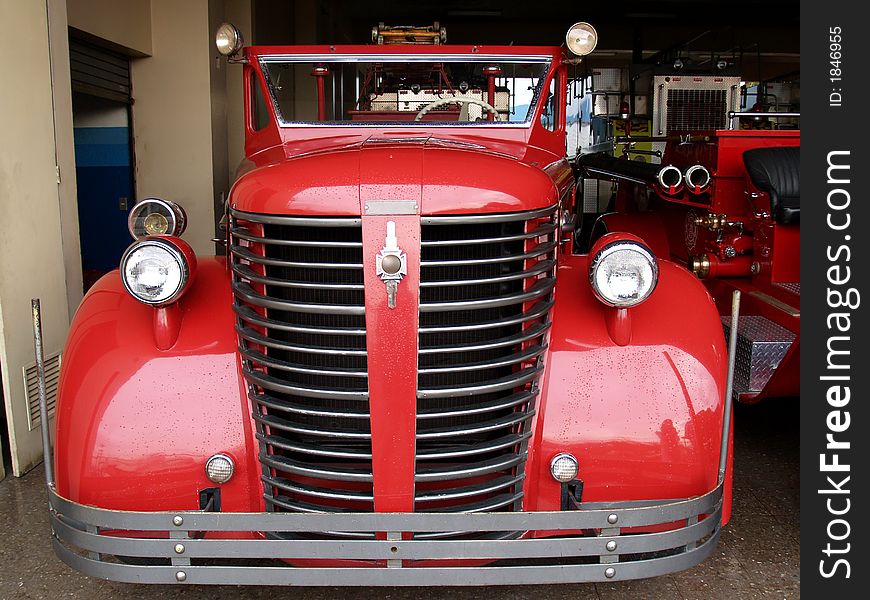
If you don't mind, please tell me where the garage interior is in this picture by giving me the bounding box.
[1,0,798,597]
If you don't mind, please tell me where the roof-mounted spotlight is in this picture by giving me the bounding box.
[565,22,598,57]
[215,22,244,57]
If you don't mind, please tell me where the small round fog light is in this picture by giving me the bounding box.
[550,453,579,483]
[205,453,235,484]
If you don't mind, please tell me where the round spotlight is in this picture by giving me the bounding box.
[589,238,659,308]
[565,22,598,57]
[128,198,187,240]
[120,237,194,306]
[215,22,244,57]
[205,453,235,484]
[550,453,579,483]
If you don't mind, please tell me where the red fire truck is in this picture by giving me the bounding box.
[578,120,799,402]
[45,22,734,585]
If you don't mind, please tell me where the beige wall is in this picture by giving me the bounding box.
[0,0,74,475]
[0,0,253,475]
[67,0,152,55]
[131,0,216,255]
[51,0,84,321]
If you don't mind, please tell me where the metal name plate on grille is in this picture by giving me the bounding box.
[364,201,418,215]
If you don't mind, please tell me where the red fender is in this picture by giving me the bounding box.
[54,258,262,513]
[526,253,732,524]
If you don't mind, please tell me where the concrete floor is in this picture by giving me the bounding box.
[0,399,798,600]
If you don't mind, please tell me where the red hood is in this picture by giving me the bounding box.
[231,137,561,216]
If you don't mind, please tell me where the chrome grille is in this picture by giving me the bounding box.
[416,205,558,525]
[230,211,373,521]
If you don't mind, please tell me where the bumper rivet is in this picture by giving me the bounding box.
[174,544,185,554]
[176,571,187,582]
[606,540,617,552]
[607,513,618,524]
[604,567,616,579]
[173,516,184,527]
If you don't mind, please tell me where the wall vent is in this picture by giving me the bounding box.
[23,353,61,431]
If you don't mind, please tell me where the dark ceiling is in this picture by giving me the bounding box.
[254,0,799,80]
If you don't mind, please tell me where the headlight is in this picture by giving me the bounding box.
[215,22,244,57]
[589,238,658,307]
[565,22,598,57]
[128,198,187,239]
[121,238,192,305]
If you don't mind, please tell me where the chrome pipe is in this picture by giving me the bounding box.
[684,164,711,194]
[718,290,741,483]
[656,165,684,195]
[31,298,55,486]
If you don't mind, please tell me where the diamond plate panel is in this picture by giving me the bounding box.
[722,316,795,394]
[775,283,801,295]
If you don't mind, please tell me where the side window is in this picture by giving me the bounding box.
[540,77,557,131]
[250,71,270,131]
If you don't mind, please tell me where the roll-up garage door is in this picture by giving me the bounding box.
[69,38,131,103]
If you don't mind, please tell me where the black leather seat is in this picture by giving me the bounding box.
[743,146,800,225]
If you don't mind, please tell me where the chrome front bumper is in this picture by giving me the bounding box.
[49,483,723,586]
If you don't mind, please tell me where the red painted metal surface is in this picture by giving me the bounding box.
[362,215,421,512]
[55,259,261,515]
[528,256,729,514]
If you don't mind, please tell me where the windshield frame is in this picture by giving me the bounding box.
[257,53,555,129]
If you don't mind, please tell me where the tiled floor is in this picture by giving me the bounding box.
[0,398,799,599]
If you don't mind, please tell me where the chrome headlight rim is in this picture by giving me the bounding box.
[589,239,659,308]
[127,198,188,240]
[120,237,190,306]
[215,22,244,57]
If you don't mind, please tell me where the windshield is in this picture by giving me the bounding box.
[259,55,552,127]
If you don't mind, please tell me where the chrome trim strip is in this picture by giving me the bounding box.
[418,366,543,399]
[232,246,364,270]
[421,223,557,247]
[244,369,369,401]
[415,475,525,502]
[237,326,367,356]
[254,394,369,420]
[232,227,363,247]
[419,322,549,354]
[233,264,365,291]
[415,432,533,460]
[414,454,527,482]
[419,279,555,312]
[259,454,373,483]
[417,411,534,439]
[420,241,556,267]
[240,347,368,378]
[231,210,362,227]
[254,413,371,440]
[263,476,375,502]
[257,433,373,460]
[417,492,524,513]
[422,205,557,225]
[233,282,365,314]
[418,301,552,334]
[418,345,545,374]
[234,305,366,336]
[416,391,535,420]
[419,260,555,288]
